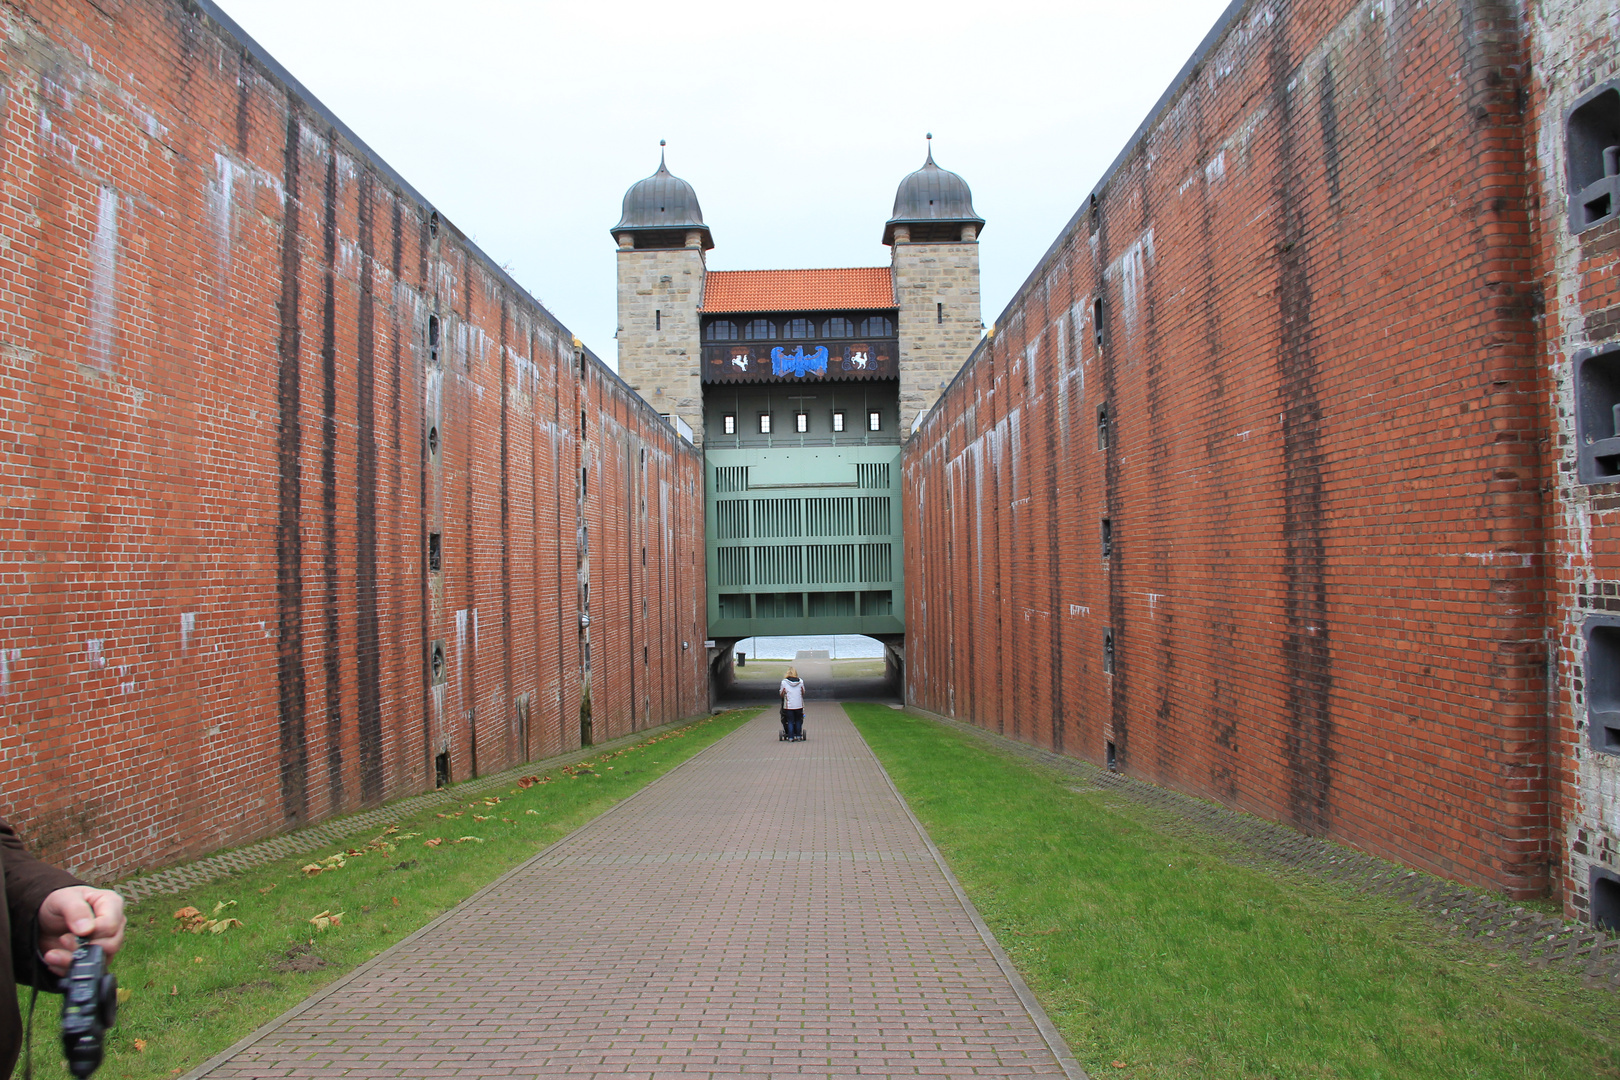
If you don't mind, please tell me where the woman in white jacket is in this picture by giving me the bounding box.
[779,666,806,741]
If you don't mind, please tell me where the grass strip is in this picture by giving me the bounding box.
[23,708,757,1079]
[845,703,1619,1080]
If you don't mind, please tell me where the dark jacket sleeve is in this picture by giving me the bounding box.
[1,815,82,987]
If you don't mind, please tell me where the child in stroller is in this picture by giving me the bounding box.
[778,666,806,741]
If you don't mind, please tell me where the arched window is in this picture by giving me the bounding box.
[705,320,739,341]
[743,318,777,341]
[785,318,814,339]
[824,317,856,338]
[858,315,894,337]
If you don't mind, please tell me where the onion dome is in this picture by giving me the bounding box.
[612,142,713,250]
[883,135,985,245]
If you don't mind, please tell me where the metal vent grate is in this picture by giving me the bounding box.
[717,547,750,587]
[715,500,749,540]
[857,463,890,489]
[859,543,893,583]
[858,496,891,536]
[753,498,803,538]
[805,497,855,536]
[714,465,749,493]
[754,546,804,585]
[805,544,857,584]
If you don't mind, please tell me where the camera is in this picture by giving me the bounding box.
[57,942,117,1078]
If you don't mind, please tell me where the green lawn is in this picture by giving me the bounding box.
[845,703,1620,1080]
[23,709,757,1080]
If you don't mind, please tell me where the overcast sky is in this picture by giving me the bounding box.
[218,0,1234,370]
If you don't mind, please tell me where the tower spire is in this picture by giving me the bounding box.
[925,132,934,165]
[659,138,667,172]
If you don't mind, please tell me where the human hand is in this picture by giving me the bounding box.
[37,886,126,977]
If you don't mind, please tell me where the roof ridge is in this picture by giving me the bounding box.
[707,266,890,275]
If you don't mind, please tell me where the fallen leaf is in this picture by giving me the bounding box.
[133,1039,148,1053]
[526,809,540,815]
[210,918,246,934]
[517,775,539,789]
[1111,1062,1126,1070]
[300,864,324,877]
[391,896,400,906]
[423,838,443,848]
[210,900,237,916]
[116,988,133,1005]
[454,836,484,844]
[173,907,201,921]
[193,957,204,964]
[170,985,178,996]
[258,884,277,894]
[473,815,492,822]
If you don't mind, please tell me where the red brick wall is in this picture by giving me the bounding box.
[0,0,707,882]
[904,0,1553,898]
[1527,0,1620,921]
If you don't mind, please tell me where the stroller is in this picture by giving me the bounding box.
[778,705,806,741]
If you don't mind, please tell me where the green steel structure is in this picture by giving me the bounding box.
[704,445,904,639]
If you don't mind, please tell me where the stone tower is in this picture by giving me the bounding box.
[613,146,711,445]
[884,140,984,435]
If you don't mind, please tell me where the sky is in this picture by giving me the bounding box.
[218,0,1236,371]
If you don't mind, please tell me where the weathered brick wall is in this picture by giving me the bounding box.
[0,0,707,882]
[1528,0,1620,920]
[904,0,1553,898]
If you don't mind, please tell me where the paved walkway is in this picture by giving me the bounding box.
[189,702,1082,1079]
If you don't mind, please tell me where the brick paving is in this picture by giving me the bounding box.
[185,702,1084,1079]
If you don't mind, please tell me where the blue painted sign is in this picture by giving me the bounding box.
[770,345,829,378]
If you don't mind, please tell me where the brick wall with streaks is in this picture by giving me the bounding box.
[905,0,1557,900]
[1527,0,1620,922]
[0,0,708,882]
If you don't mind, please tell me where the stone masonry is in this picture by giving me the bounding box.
[892,232,982,435]
[615,237,707,446]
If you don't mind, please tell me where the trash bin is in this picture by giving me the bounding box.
[736,652,746,667]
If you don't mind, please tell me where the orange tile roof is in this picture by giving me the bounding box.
[702,267,895,313]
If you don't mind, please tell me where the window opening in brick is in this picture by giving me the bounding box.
[1101,518,1112,557]
[643,645,649,665]
[723,413,736,435]
[1567,81,1620,232]
[429,532,442,573]
[1097,404,1110,451]
[428,314,440,364]
[580,467,588,497]
[1093,297,1105,350]
[759,412,772,434]
[639,447,646,468]
[429,210,440,237]
[832,410,846,433]
[1574,343,1620,483]
[641,546,646,566]
[581,410,588,437]
[937,302,944,324]
[430,640,446,685]
[1584,616,1620,756]
[868,410,882,431]
[796,412,809,433]
[1103,629,1115,673]
[428,425,440,458]
[434,750,450,788]
[1106,740,1117,771]
[1593,867,1620,931]
[655,309,662,331]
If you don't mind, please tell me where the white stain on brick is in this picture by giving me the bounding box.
[88,185,119,373]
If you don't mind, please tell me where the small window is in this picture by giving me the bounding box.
[744,318,777,341]
[825,317,856,338]
[936,301,943,324]
[580,467,588,497]
[859,315,894,337]
[832,410,847,432]
[705,320,739,341]
[1093,297,1105,350]
[759,413,772,434]
[655,309,662,331]
[795,412,809,433]
[1104,629,1115,673]
[1100,518,1112,557]
[868,410,882,432]
[723,413,736,435]
[1097,404,1110,450]
[429,532,442,573]
[1593,866,1620,931]
[1567,81,1620,232]
[1575,343,1620,483]
[1584,615,1620,756]
[785,318,813,339]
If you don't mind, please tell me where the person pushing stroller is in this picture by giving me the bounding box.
[779,667,807,741]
